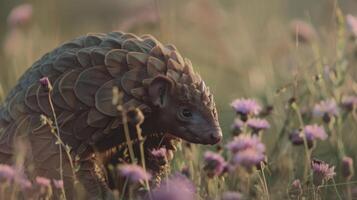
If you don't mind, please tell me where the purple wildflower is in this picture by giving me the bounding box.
[312,159,336,186]
[347,14,357,37]
[226,135,265,154]
[221,191,243,200]
[231,98,262,120]
[17,178,32,189]
[304,124,328,141]
[313,99,339,122]
[35,176,51,187]
[39,77,50,87]
[289,129,313,148]
[292,179,302,190]
[53,179,64,189]
[231,118,244,135]
[247,118,270,133]
[7,4,33,28]
[226,135,266,170]
[150,173,196,200]
[118,164,151,183]
[290,20,317,44]
[341,95,357,111]
[151,147,167,159]
[233,148,265,169]
[39,77,53,92]
[342,156,354,180]
[203,151,226,177]
[0,164,15,181]
[289,179,303,198]
[151,147,168,165]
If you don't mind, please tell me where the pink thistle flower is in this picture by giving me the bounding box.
[0,164,15,181]
[231,98,262,120]
[292,179,302,190]
[35,176,51,187]
[304,124,328,141]
[313,99,339,122]
[39,77,53,91]
[17,178,32,189]
[247,118,270,132]
[231,118,244,135]
[289,179,303,198]
[347,14,357,37]
[53,179,64,189]
[290,20,317,44]
[151,147,167,159]
[150,173,196,200]
[118,164,151,183]
[203,151,226,177]
[312,159,336,186]
[289,129,314,148]
[341,95,357,111]
[342,156,354,180]
[7,4,33,28]
[226,135,265,154]
[233,148,265,169]
[222,191,243,200]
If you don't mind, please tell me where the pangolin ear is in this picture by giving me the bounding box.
[148,75,173,108]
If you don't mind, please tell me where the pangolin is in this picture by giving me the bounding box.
[0,31,222,199]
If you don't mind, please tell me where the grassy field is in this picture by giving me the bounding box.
[0,0,356,199]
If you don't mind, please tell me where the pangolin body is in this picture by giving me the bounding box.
[0,31,222,199]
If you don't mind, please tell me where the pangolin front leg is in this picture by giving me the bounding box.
[76,157,114,200]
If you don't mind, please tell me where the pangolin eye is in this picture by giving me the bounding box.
[181,108,193,118]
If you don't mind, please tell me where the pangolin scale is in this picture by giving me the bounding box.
[0,31,222,199]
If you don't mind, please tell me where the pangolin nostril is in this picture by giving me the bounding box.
[210,132,222,143]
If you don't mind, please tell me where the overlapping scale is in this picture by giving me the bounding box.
[74,66,112,106]
[95,80,120,117]
[59,69,87,111]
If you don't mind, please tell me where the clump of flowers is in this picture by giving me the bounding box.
[150,173,196,200]
[311,159,336,186]
[203,151,226,177]
[246,118,270,133]
[0,164,32,191]
[226,135,266,170]
[118,164,151,183]
[231,98,262,121]
[313,99,339,123]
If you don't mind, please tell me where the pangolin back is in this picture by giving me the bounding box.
[0,31,208,161]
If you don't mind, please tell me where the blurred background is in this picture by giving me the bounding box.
[0,0,356,140]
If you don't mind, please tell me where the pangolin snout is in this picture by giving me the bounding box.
[208,127,222,144]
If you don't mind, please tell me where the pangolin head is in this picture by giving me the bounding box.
[141,42,222,145]
[104,33,222,145]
